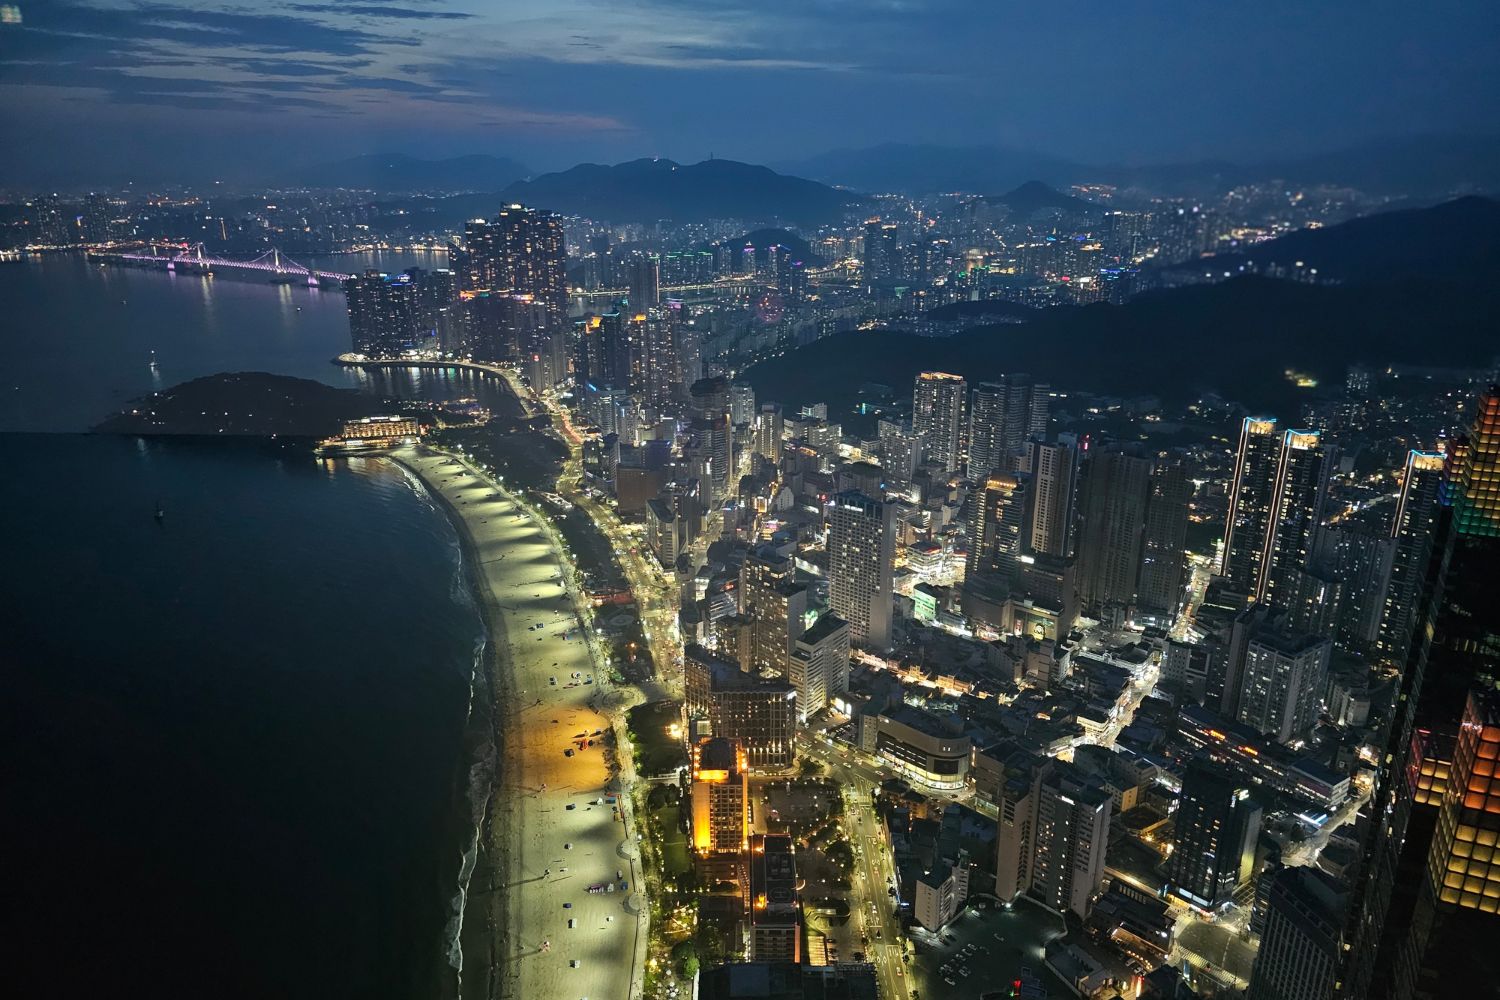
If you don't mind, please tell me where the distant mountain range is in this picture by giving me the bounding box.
[287,153,530,192]
[774,134,1500,197]
[497,158,870,225]
[742,197,1500,416]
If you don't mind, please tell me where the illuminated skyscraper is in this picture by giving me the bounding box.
[913,371,967,474]
[788,612,850,721]
[969,375,1048,478]
[828,491,896,651]
[1222,417,1281,596]
[1261,429,1333,607]
[456,205,566,325]
[1377,451,1446,661]
[346,269,422,357]
[967,473,1028,588]
[691,737,749,855]
[1167,759,1261,911]
[1339,386,1500,999]
[1028,439,1079,558]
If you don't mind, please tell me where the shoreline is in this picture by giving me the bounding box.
[391,443,642,1000]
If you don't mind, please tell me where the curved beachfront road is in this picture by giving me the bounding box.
[394,444,646,1000]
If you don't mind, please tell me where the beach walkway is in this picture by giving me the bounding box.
[393,445,644,1000]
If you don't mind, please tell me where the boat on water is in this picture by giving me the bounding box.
[154,500,165,523]
[148,350,159,371]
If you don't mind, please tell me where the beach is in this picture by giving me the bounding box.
[392,443,645,1000]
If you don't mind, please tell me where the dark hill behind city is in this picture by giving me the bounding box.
[498,158,870,224]
[744,197,1500,416]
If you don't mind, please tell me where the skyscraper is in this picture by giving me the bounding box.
[967,473,1028,588]
[1028,439,1079,558]
[995,757,1111,918]
[1076,447,1153,612]
[968,375,1048,478]
[1167,758,1261,910]
[1339,387,1500,1000]
[1261,429,1333,606]
[346,269,422,357]
[690,376,733,508]
[456,205,567,325]
[1250,867,1347,1000]
[627,252,660,309]
[788,613,850,721]
[691,737,750,855]
[913,371,967,474]
[1137,458,1192,619]
[1377,450,1446,661]
[748,834,801,963]
[742,548,807,679]
[1222,417,1282,597]
[827,491,895,651]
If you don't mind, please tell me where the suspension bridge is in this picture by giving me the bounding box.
[87,242,356,284]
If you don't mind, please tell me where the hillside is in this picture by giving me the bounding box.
[95,373,382,437]
[499,158,870,224]
[709,229,828,268]
[743,274,1497,418]
[287,153,530,192]
[979,181,1100,217]
[1201,195,1500,284]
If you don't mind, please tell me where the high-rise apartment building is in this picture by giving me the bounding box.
[967,473,1028,588]
[346,269,422,357]
[913,371,967,474]
[455,204,566,325]
[827,491,895,651]
[788,613,850,721]
[1261,429,1333,607]
[1167,759,1261,910]
[1076,448,1154,612]
[1222,420,1332,605]
[1222,604,1331,745]
[969,375,1048,478]
[1028,440,1079,558]
[1222,417,1282,597]
[691,737,749,855]
[690,376,734,508]
[627,252,660,309]
[1137,458,1192,619]
[995,757,1111,918]
[1377,451,1446,661]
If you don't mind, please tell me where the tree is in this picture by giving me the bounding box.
[672,940,699,978]
[798,757,823,777]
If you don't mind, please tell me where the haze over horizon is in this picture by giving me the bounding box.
[4,0,1499,184]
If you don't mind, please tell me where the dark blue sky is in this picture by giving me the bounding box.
[2,0,1497,182]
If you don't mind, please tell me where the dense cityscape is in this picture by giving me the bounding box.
[5,4,1500,1000]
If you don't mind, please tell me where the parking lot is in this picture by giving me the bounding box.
[909,900,1073,999]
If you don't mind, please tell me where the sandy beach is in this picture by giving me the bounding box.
[392,443,645,1000]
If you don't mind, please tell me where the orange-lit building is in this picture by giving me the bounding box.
[690,737,749,856]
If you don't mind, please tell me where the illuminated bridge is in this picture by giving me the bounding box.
[88,242,356,284]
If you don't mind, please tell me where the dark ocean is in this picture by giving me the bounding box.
[0,253,496,998]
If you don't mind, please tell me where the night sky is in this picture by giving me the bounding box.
[2,0,1498,182]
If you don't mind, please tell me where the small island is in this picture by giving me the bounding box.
[94,372,387,438]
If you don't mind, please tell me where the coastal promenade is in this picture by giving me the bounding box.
[334,354,538,417]
[391,444,645,1000]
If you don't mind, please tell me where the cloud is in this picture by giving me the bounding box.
[287,4,474,20]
